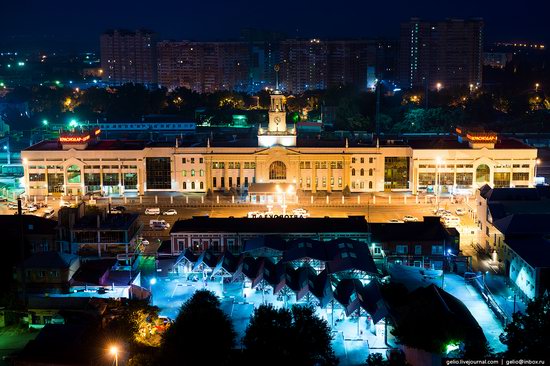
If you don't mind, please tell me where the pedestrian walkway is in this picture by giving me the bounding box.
[388,264,506,353]
[484,273,527,317]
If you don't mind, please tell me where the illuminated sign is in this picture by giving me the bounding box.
[249,213,306,219]
[466,133,497,142]
[59,134,91,143]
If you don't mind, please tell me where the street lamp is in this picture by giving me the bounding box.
[149,277,157,304]
[42,119,48,126]
[535,83,540,92]
[436,82,443,92]
[109,345,119,366]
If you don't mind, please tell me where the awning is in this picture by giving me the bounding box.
[248,183,296,194]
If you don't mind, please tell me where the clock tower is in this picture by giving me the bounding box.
[258,64,297,147]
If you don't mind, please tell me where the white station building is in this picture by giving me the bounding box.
[21,90,538,198]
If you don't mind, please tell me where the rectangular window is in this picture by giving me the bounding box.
[213,177,217,187]
[338,177,342,187]
[199,158,204,164]
[369,157,374,164]
[182,158,186,164]
[415,245,422,255]
[352,158,356,163]
[512,172,529,181]
[229,177,233,187]
[102,173,119,186]
[396,245,408,254]
[384,157,409,190]
[29,173,46,182]
[432,245,444,255]
[493,172,511,188]
[361,158,365,163]
[190,158,195,164]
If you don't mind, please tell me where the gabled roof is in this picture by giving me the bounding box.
[493,214,550,236]
[370,216,453,242]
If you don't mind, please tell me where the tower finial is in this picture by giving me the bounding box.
[274,64,280,90]
[207,138,210,148]
[345,138,349,148]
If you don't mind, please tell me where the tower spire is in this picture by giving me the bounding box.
[274,64,280,90]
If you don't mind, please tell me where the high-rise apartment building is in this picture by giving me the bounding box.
[157,41,249,93]
[100,29,158,86]
[280,39,328,93]
[398,18,483,90]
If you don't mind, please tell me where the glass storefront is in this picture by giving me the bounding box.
[146,157,171,189]
[384,157,409,190]
[493,172,511,188]
[476,164,490,183]
[456,173,473,187]
[102,173,119,186]
[47,173,64,193]
[67,165,81,184]
[84,173,101,192]
[124,173,138,190]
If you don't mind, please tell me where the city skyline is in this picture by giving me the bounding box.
[1,0,549,51]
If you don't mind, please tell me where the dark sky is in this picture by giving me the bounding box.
[1,0,549,51]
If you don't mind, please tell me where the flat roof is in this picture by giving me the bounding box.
[171,216,370,234]
[407,136,533,150]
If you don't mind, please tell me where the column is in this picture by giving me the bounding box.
[312,161,317,193]
[137,166,144,195]
[239,162,244,191]
[223,162,229,190]
[327,161,332,193]
[343,157,350,189]
[205,157,212,191]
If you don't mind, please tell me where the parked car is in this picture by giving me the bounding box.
[163,209,178,216]
[0,197,8,202]
[388,219,403,223]
[403,215,418,222]
[7,202,18,210]
[455,208,467,216]
[149,220,170,230]
[26,204,38,212]
[140,238,150,246]
[43,207,55,218]
[292,208,310,217]
[114,206,126,212]
[145,207,160,215]
[60,201,72,208]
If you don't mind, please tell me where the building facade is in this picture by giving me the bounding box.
[398,18,483,89]
[100,29,158,86]
[22,93,537,198]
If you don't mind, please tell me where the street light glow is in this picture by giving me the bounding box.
[149,278,157,285]
[109,346,118,355]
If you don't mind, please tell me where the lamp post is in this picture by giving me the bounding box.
[435,157,443,206]
[535,83,540,92]
[534,158,541,186]
[149,277,157,304]
[109,345,119,366]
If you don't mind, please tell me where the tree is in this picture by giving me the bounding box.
[160,290,235,365]
[342,185,351,197]
[243,304,338,365]
[366,352,410,366]
[500,294,550,358]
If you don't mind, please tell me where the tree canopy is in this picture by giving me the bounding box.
[160,290,236,365]
[500,294,550,358]
[243,304,337,366]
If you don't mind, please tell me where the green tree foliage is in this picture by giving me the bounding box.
[500,294,550,358]
[160,290,235,365]
[243,304,338,365]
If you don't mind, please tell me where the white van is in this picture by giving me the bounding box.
[150,220,170,230]
[145,207,160,215]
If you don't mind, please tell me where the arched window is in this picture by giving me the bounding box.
[67,165,81,184]
[191,169,195,176]
[369,181,373,189]
[352,168,356,176]
[269,161,287,180]
[360,168,365,176]
[200,169,204,176]
[183,182,187,189]
[191,182,196,189]
[369,168,373,176]
[183,170,187,177]
[476,164,491,183]
[200,182,204,189]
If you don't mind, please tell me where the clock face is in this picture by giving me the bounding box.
[274,116,281,123]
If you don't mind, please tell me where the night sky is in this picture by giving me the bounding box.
[1,0,549,51]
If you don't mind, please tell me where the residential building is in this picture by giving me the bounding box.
[476,185,550,300]
[398,18,483,89]
[370,216,461,270]
[18,252,80,293]
[157,41,249,92]
[100,29,157,86]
